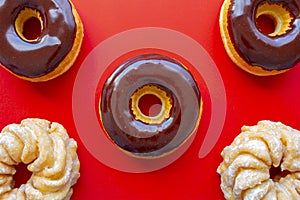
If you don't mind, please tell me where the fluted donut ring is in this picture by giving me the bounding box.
[217,120,300,199]
[0,118,80,199]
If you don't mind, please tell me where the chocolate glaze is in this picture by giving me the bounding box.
[229,0,300,70]
[0,0,76,78]
[100,54,201,157]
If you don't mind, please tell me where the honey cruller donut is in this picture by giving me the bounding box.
[0,118,80,199]
[217,120,300,199]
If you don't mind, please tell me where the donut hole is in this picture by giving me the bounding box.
[138,94,162,117]
[255,1,294,37]
[15,7,44,42]
[131,85,172,124]
[269,165,290,182]
[22,17,42,41]
[255,14,276,35]
[13,163,31,188]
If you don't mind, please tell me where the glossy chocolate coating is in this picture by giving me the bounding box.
[100,54,201,157]
[229,0,300,70]
[0,0,76,78]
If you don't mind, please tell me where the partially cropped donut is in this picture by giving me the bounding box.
[219,0,300,75]
[217,120,300,199]
[0,118,80,199]
[0,0,84,82]
[100,54,202,158]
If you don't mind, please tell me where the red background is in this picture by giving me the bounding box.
[0,0,300,199]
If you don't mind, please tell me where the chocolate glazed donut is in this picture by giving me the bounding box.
[0,0,77,79]
[227,0,300,71]
[100,54,202,157]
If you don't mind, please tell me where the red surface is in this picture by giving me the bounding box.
[1,0,300,199]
